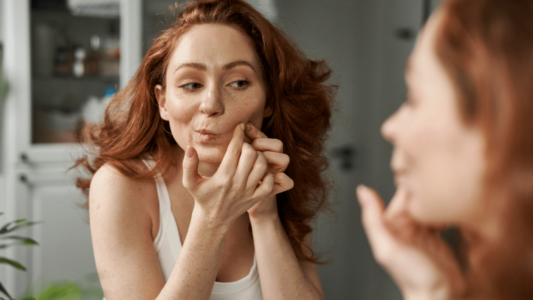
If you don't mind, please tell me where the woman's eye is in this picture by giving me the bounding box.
[179,82,203,90]
[229,80,250,89]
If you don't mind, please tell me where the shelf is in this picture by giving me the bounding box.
[32,74,119,82]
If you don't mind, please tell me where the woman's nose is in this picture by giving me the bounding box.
[381,112,398,143]
[199,85,224,117]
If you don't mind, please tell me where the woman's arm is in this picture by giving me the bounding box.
[250,208,325,300]
[90,164,231,300]
[244,123,324,300]
[90,164,166,299]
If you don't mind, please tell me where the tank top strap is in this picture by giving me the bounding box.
[142,159,172,246]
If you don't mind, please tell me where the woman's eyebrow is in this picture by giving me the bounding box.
[173,60,257,74]
[174,62,207,74]
[222,60,256,73]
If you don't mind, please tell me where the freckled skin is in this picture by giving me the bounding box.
[155,24,269,170]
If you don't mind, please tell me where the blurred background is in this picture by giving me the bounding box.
[0,0,438,299]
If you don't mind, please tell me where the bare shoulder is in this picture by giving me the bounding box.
[90,162,156,208]
[89,162,159,237]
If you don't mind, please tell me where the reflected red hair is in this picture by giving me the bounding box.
[436,0,533,298]
[73,0,335,264]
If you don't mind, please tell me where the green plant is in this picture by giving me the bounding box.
[0,212,40,300]
[19,272,104,300]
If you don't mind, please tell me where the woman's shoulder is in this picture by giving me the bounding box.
[89,161,159,234]
[91,160,156,198]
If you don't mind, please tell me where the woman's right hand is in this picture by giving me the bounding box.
[182,123,275,228]
[356,185,466,300]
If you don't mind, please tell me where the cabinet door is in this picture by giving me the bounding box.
[8,172,100,298]
[30,184,98,293]
[3,0,141,164]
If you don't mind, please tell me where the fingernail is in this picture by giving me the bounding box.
[356,184,369,205]
[186,145,193,158]
[246,122,252,131]
[240,123,245,130]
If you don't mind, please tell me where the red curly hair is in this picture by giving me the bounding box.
[436,0,533,298]
[74,0,335,264]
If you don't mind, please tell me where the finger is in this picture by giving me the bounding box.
[251,138,284,153]
[217,123,246,178]
[182,146,201,190]
[246,151,268,191]
[252,172,274,199]
[245,122,268,140]
[263,151,289,173]
[385,186,411,220]
[356,185,394,249]
[233,143,258,187]
[270,172,294,195]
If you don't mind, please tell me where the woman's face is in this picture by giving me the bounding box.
[381,10,487,225]
[156,24,270,165]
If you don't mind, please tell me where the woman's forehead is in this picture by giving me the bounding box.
[167,24,261,71]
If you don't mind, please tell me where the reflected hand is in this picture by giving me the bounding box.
[357,185,466,300]
[182,124,275,227]
[244,122,294,220]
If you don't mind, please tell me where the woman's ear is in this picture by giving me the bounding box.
[263,105,273,118]
[155,84,169,121]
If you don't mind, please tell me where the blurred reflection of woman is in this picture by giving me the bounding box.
[357,0,533,299]
[73,0,334,299]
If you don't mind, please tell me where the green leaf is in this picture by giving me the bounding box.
[0,212,4,216]
[20,298,36,300]
[0,220,27,233]
[37,282,81,300]
[0,281,13,300]
[0,236,39,246]
[0,222,41,235]
[0,257,26,271]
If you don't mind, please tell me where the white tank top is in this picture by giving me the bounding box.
[147,160,263,300]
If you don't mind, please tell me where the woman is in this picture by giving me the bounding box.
[358,0,533,299]
[74,0,334,299]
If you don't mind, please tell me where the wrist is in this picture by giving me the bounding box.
[249,209,280,227]
[191,206,232,236]
[248,195,279,222]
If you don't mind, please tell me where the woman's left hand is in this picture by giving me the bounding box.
[244,122,294,220]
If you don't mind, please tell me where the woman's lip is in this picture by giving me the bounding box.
[196,129,218,135]
[194,130,221,142]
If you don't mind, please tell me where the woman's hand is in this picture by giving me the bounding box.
[244,122,294,220]
[357,185,466,300]
[182,123,275,228]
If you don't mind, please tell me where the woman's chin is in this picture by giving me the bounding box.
[195,147,226,165]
